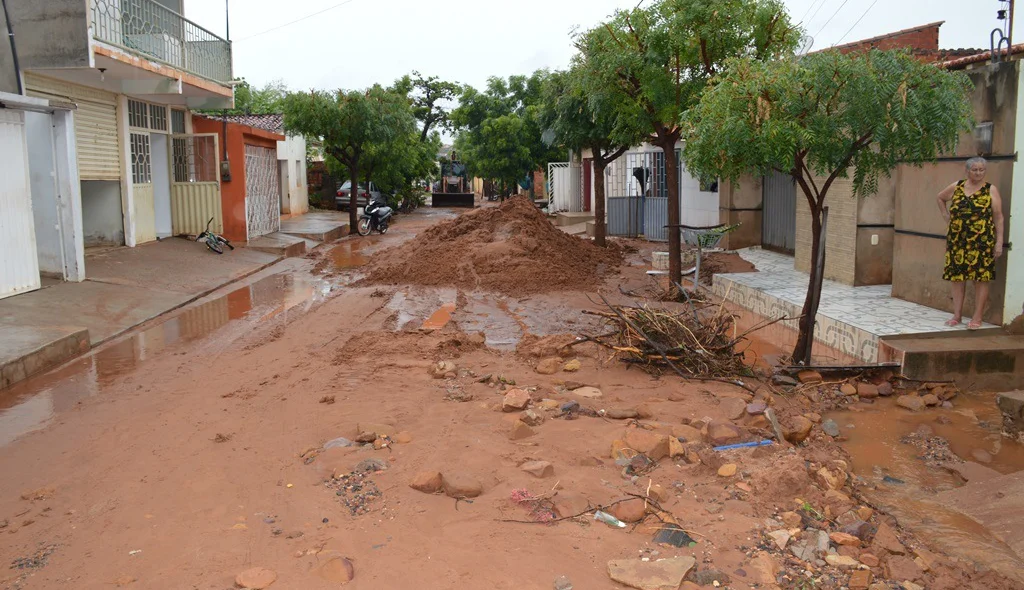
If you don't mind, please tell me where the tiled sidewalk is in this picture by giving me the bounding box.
[711,248,991,361]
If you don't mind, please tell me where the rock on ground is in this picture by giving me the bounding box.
[502,389,531,412]
[783,415,814,444]
[623,429,669,460]
[235,567,277,589]
[316,554,354,583]
[609,498,647,523]
[573,386,603,399]
[520,460,554,478]
[896,395,925,411]
[409,471,443,494]
[509,420,537,440]
[606,556,697,590]
[706,421,742,446]
[442,473,483,498]
[536,357,562,375]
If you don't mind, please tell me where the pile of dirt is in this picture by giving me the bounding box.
[363,197,621,296]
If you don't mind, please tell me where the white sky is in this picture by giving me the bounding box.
[185,0,1015,92]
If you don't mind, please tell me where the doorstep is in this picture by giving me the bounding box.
[280,211,350,243]
[246,233,307,258]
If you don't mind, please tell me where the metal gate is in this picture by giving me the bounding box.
[0,109,41,299]
[762,170,796,254]
[244,145,280,239]
[171,133,222,236]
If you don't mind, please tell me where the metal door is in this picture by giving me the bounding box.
[0,109,41,299]
[762,170,796,254]
[170,133,222,236]
[244,145,280,239]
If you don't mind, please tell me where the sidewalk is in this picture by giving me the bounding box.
[711,247,996,363]
[1,238,281,389]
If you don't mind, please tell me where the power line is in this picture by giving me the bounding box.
[833,0,881,47]
[799,0,828,27]
[235,0,361,42]
[814,0,852,40]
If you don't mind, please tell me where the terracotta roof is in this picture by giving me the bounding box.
[220,113,284,133]
[939,44,1024,69]
[823,21,944,53]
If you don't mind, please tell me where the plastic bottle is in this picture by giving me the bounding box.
[593,510,627,528]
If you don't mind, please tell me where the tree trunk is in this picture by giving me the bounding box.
[349,166,360,230]
[658,135,683,289]
[793,205,828,365]
[594,159,608,247]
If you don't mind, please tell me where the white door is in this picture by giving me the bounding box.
[0,109,41,299]
[151,133,172,238]
[244,144,281,239]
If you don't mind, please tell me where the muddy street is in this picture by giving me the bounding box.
[1,202,1022,590]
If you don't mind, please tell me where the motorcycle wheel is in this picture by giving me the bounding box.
[379,222,388,235]
[356,218,372,236]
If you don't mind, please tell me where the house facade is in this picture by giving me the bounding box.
[0,0,232,296]
[220,114,309,218]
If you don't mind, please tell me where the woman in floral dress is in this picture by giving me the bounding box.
[936,157,1005,330]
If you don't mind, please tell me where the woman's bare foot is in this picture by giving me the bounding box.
[944,317,961,327]
[967,319,983,330]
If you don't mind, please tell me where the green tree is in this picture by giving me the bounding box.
[579,0,798,286]
[224,79,289,115]
[282,86,415,228]
[683,49,973,364]
[392,71,462,142]
[452,71,562,195]
[540,67,647,246]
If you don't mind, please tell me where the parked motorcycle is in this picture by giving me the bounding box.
[357,195,394,236]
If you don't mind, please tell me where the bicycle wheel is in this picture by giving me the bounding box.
[356,218,372,236]
[205,238,223,254]
[219,237,234,251]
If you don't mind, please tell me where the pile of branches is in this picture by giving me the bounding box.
[583,294,778,380]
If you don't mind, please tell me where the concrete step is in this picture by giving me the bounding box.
[245,233,307,258]
[1,322,90,389]
[279,213,349,243]
[555,212,595,227]
[879,329,1024,389]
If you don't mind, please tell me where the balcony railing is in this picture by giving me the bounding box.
[91,0,232,84]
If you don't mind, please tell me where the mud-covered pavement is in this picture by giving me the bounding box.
[0,203,1021,590]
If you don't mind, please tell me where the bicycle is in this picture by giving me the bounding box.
[196,218,233,254]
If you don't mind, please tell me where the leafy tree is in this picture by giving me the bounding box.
[392,72,462,142]
[452,71,563,195]
[222,78,288,115]
[540,67,647,246]
[579,0,798,286]
[282,86,416,228]
[683,49,973,364]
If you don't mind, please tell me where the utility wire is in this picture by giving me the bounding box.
[236,0,361,42]
[833,0,881,47]
[813,0,852,40]
[799,0,828,27]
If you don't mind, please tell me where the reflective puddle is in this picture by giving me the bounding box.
[0,272,334,448]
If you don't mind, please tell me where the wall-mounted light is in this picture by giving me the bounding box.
[973,121,994,155]
[98,67,106,82]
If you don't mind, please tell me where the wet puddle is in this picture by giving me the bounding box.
[827,394,1024,578]
[0,272,334,448]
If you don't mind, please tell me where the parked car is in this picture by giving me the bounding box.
[336,181,382,210]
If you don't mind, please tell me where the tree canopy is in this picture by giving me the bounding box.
[683,49,974,362]
[391,71,462,142]
[452,71,563,192]
[576,0,799,286]
[282,85,416,226]
[226,79,289,115]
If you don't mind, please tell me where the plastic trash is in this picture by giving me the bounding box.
[594,510,627,528]
[324,437,354,449]
[713,439,773,452]
[654,523,697,547]
[554,575,573,590]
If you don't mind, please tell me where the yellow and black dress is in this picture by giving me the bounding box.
[944,180,996,282]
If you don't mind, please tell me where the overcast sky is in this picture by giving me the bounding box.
[185,0,1014,93]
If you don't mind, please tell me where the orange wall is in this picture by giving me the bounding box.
[191,116,283,243]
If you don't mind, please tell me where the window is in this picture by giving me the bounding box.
[130,133,152,184]
[171,109,186,134]
[128,99,149,129]
[149,104,168,131]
